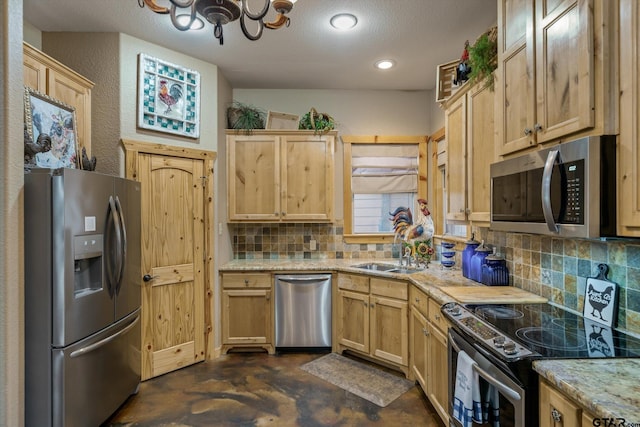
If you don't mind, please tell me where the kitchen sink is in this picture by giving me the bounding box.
[351,263,423,274]
[352,263,397,271]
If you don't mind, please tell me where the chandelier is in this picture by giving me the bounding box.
[138,0,296,45]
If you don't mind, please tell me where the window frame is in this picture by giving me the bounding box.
[342,135,429,244]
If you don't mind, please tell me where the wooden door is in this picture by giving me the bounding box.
[535,0,594,142]
[467,83,495,224]
[497,0,537,155]
[618,0,640,236]
[410,308,428,389]
[281,134,334,221]
[337,290,369,353]
[370,296,408,367]
[122,140,215,380]
[227,134,279,221]
[427,323,450,425]
[221,289,272,349]
[444,94,467,222]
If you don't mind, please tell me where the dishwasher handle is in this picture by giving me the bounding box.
[275,274,332,283]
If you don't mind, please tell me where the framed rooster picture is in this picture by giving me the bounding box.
[137,53,200,139]
[583,263,618,327]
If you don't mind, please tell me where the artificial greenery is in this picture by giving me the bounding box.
[467,28,498,91]
[299,108,335,134]
[227,101,265,133]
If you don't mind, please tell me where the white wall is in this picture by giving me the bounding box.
[2,2,25,425]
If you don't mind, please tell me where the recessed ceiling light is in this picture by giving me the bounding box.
[175,15,205,30]
[330,13,358,30]
[375,59,395,70]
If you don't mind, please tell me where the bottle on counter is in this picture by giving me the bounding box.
[470,240,491,283]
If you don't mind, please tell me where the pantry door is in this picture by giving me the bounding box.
[123,140,216,380]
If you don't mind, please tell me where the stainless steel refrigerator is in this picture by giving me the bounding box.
[24,168,141,427]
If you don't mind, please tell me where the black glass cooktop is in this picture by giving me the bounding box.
[465,303,640,359]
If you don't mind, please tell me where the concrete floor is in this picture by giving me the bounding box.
[102,352,445,427]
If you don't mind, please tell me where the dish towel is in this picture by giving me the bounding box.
[453,350,482,427]
[481,382,501,427]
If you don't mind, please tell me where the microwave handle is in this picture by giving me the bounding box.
[542,149,560,233]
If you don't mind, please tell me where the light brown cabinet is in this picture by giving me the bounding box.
[442,82,495,224]
[496,0,617,156]
[409,287,450,425]
[227,130,335,222]
[618,0,640,237]
[336,273,409,374]
[23,42,94,156]
[221,272,274,354]
[539,379,596,427]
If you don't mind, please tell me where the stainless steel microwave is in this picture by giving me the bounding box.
[490,136,616,238]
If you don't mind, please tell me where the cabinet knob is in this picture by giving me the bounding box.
[524,127,533,136]
[415,297,420,303]
[435,314,441,320]
[143,274,154,282]
[370,303,375,309]
[551,408,562,423]
[281,212,286,216]
[534,123,543,132]
[422,328,429,336]
[363,301,368,307]
[244,279,249,286]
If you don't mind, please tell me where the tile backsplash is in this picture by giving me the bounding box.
[229,223,640,335]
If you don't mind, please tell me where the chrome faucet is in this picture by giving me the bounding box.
[394,234,405,266]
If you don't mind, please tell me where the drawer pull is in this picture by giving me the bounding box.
[551,408,562,422]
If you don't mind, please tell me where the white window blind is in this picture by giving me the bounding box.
[351,144,419,194]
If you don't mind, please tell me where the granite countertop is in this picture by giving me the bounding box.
[534,359,640,423]
[219,258,477,304]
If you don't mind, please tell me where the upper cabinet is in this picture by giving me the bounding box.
[618,0,640,237]
[227,130,335,222]
[442,82,496,224]
[23,42,94,156]
[496,0,618,156]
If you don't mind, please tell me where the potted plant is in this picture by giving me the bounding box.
[298,108,335,134]
[227,101,266,133]
[467,26,498,90]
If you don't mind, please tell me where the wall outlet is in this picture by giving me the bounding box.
[218,222,223,236]
[310,239,317,251]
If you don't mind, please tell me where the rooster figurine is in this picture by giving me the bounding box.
[390,199,435,264]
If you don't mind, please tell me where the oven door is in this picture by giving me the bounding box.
[448,328,526,427]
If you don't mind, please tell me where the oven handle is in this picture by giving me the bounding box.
[450,333,522,402]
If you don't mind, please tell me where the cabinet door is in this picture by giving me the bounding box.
[497,0,537,155]
[410,308,429,390]
[337,290,369,353]
[534,0,594,143]
[467,84,496,223]
[281,134,334,221]
[370,296,408,366]
[227,134,280,221]
[445,94,467,221]
[539,380,582,427]
[222,289,272,345]
[427,322,450,425]
[23,53,47,91]
[48,69,93,155]
[618,0,640,237]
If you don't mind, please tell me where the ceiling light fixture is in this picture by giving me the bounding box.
[375,59,395,70]
[138,0,296,45]
[330,13,357,30]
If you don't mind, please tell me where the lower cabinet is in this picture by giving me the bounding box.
[220,272,274,354]
[409,286,450,425]
[336,273,409,375]
[539,379,595,427]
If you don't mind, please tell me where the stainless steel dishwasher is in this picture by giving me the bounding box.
[275,274,332,349]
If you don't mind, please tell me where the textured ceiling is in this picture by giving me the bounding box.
[23,0,497,90]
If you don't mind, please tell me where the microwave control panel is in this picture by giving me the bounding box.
[561,159,584,224]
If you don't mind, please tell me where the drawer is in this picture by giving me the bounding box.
[337,273,370,293]
[222,273,271,289]
[410,286,429,318]
[370,277,408,300]
[428,298,450,333]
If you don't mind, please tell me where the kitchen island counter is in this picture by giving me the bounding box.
[534,358,640,424]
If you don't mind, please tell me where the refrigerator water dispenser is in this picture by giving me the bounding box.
[73,234,103,297]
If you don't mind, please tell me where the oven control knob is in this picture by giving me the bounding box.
[503,341,518,355]
[493,336,506,348]
[450,306,462,316]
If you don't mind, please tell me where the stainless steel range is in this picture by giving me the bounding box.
[441,302,640,427]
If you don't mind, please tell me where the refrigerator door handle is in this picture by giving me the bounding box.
[69,315,140,358]
[106,196,123,294]
[114,196,127,293]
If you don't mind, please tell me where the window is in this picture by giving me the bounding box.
[343,135,428,243]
